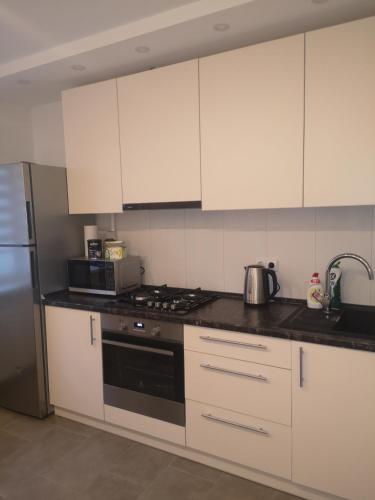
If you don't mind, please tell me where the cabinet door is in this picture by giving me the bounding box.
[292,342,375,500]
[304,17,375,207]
[200,34,304,210]
[62,80,123,214]
[45,306,104,420]
[118,60,201,205]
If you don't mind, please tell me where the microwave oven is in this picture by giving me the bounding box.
[67,256,141,295]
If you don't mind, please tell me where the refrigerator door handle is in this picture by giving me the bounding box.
[29,249,37,289]
[26,201,34,241]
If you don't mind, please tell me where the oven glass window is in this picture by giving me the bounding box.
[103,338,183,402]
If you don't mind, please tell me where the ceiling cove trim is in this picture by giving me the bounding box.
[0,0,254,79]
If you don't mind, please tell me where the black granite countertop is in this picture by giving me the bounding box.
[43,290,375,352]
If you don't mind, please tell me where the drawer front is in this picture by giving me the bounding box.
[185,351,291,425]
[184,325,291,369]
[186,400,291,480]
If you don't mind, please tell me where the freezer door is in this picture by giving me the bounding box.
[0,246,47,417]
[0,163,35,245]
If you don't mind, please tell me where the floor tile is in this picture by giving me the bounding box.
[138,466,214,500]
[0,430,28,463]
[205,473,280,500]
[0,408,19,428]
[2,413,53,442]
[6,475,78,500]
[81,472,144,500]
[171,456,222,482]
[41,430,135,491]
[49,414,99,438]
[1,425,86,476]
[109,441,174,487]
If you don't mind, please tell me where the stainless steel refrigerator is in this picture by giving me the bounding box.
[0,162,92,418]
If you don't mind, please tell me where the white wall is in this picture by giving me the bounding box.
[98,206,375,306]
[0,102,33,163]
[31,101,66,167]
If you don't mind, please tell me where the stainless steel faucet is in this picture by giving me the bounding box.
[324,253,374,314]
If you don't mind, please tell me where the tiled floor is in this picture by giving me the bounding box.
[0,408,302,500]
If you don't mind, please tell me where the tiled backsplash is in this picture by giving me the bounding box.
[97,206,375,305]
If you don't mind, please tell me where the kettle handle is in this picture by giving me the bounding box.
[266,269,280,299]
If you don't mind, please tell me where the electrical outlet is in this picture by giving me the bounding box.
[266,258,279,271]
[256,258,266,267]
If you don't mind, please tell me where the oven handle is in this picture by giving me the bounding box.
[102,339,174,357]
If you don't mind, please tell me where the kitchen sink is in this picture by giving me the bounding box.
[333,309,375,336]
[281,306,375,339]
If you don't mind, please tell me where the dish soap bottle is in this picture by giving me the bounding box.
[307,272,323,309]
[329,261,342,310]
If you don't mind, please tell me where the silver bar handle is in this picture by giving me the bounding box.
[200,363,268,382]
[90,315,96,346]
[199,335,267,350]
[202,413,269,436]
[299,346,304,388]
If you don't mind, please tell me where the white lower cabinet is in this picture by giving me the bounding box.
[186,400,291,479]
[45,306,104,420]
[292,342,375,500]
[185,350,291,425]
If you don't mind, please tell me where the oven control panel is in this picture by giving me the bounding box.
[101,314,183,342]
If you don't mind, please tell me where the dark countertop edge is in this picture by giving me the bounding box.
[43,293,375,353]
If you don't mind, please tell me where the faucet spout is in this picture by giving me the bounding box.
[324,253,374,314]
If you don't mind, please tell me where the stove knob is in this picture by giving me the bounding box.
[151,326,161,337]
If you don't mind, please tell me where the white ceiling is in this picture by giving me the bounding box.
[1,0,375,107]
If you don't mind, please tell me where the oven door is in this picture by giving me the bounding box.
[102,331,185,426]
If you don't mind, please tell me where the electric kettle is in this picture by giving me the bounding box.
[244,265,280,305]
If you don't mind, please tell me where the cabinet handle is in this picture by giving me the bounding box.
[90,315,96,345]
[199,335,267,350]
[299,346,304,388]
[201,413,269,436]
[200,363,268,382]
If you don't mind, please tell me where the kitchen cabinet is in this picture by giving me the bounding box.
[292,342,375,500]
[62,79,123,214]
[304,17,375,207]
[45,306,104,420]
[117,60,201,207]
[199,34,304,210]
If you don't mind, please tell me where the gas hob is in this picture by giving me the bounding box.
[106,285,218,314]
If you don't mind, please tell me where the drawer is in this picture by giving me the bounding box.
[184,325,291,369]
[185,351,291,425]
[186,400,291,480]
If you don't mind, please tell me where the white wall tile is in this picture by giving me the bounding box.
[267,208,316,299]
[185,210,225,291]
[316,206,373,305]
[98,205,375,306]
[115,211,152,284]
[223,210,267,293]
[148,210,186,287]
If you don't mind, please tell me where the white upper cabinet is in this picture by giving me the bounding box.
[292,342,375,500]
[62,79,123,214]
[199,34,304,210]
[117,60,201,206]
[304,17,375,207]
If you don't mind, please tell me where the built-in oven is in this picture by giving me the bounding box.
[101,314,185,426]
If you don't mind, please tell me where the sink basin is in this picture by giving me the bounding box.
[333,309,375,336]
[281,306,375,339]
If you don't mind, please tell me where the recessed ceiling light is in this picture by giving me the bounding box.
[70,64,86,71]
[311,0,328,4]
[213,23,230,32]
[17,79,31,85]
[135,46,150,53]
